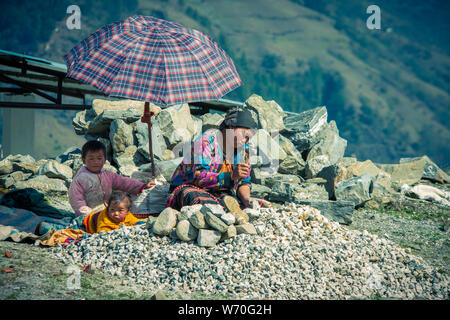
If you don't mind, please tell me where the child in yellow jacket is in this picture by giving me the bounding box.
[83,190,145,233]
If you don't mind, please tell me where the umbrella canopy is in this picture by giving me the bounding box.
[64,15,241,106]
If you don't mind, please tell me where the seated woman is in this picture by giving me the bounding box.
[166,107,263,214]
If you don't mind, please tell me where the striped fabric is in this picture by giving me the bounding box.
[64,15,241,106]
[166,184,227,211]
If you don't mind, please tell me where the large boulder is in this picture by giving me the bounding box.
[371,171,395,199]
[365,171,396,209]
[157,103,195,148]
[8,155,40,175]
[201,206,229,233]
[201,204,235,226]
[178,204,203,221]
[278,134,305,163]
[278,135,306,170]
[197,229,221,247]
[152,207,178,236]
[305,121,347,166]
[73,99,161,136]
[0,158,14,175]
[55,147,82,164]
[250,167,266,185]
[72,110,90,135]
[14,175,68,195]
[376,155,450,185]
[400,156,450,183]
[304,155,331,179]
[267,181,299,203]
[0,155,41,177]
[176,219,198,241]
[268,180,328,203]
[191,116,203,140]
[220,225,237,241]
[12,162,39,175]
[318,159,394,202]
[297,180,330,201]
[4,154,36,164]
[335,174,374,207]
[278,156,306,176]
[244,94,285,133]
[88,99,161,119]
[315,164,340,199]
[295,200,355,225]
[0,155,38,176]
[335,159,387,185]
[235,223,257,235]
[248,129,287,169]
[113,145,140,166]
[37,160,73,183]
[87,108,142,136]
[189,210,208,229]
[0,171,32,188]
[200,113,224,132]
[337,157,358,168]
[283,106,328,152]
[109,119,134,156]
[263,173,302,188]
[134,120,167,162]
[114,145,141,177]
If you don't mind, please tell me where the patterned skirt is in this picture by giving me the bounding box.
[165,184,231,211]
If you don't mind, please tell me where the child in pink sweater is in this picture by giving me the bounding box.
[68,140,155,217]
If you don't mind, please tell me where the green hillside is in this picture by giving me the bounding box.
[0,0,448,168]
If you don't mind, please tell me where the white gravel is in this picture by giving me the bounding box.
[52,203,449,299]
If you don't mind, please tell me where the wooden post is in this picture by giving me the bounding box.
[141,101,155,177]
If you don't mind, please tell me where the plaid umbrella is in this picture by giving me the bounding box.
[64,15,242,176]
[64,15,241,106]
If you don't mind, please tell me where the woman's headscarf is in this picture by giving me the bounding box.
[219,105,261,131]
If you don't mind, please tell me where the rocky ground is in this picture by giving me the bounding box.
[0,195,448,300]
[350,208,449,276]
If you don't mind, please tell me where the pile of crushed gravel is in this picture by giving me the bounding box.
[52,203,449,299]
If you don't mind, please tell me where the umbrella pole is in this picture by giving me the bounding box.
[141,101,156,177]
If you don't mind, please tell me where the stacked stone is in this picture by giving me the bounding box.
[148,204,258,247]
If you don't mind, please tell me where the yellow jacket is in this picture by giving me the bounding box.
[83,207,144,234]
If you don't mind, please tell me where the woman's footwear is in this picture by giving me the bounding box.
[223,196,249,224]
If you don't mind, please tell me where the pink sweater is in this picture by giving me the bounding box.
[68,166,146,216]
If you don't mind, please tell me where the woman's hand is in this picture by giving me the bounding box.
[144,180,156,189]
[231,163,250,181]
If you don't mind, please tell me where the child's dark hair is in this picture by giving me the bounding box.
[108,190,131,209]
[82,140,106,158]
